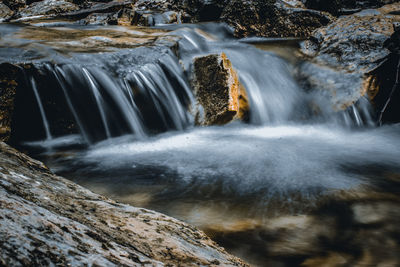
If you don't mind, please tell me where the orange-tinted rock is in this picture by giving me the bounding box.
[192,53,249,125]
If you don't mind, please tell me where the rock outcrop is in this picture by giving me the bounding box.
[299,3,400,117]
[0,141,247,266]
[192,53,249,125]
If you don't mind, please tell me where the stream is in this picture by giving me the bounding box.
[2,21,400,266]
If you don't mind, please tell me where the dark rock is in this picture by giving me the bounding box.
[0,64,20,142]
[3,0,26,11]
[0,3,13,22]
[221,0,333,38]
[80,11,118,25]
[192,53,249,125]
[302,0,399,15]
[17,0,80,18]
[368,25,400,124]
[61,0,134,20]
[0,141,248,266]
[132,9,185,26]
[132,0,332,38]
[10,64,78,143]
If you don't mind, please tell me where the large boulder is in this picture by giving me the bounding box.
[192,53,249,125]
[0,141,248,266]
[299,3,400,118]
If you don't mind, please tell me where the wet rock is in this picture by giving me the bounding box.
[3,0,26,12]
[131,0,332,38]
[61,1,134,20]
[17,0,79,19]
[192,53,249,125]
[0,3,14,22]
[221,0,333,38]
[80,11,118,25]
[0,64,20,142]
[282,0,306,8]
[299,3,400,115]
[0,141,248,266]
[132,10,185,26]
[302,0,399,15]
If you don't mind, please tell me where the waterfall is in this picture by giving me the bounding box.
[16,23,376,146]
[21,49,194,144]
[30,77,52,141]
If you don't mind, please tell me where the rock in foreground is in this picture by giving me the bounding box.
[0,142,247,266]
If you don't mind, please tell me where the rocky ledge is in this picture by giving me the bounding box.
[0,142,247,266]
[298,2,400,122]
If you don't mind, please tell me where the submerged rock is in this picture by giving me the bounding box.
[0,141,247,266]
[299,3,400,119]
[192,53,249,125]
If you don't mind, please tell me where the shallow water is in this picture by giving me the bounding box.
[28,122,400,266]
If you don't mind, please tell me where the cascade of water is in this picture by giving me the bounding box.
[82,68,112,139]
[53,65,91,144]
[172,24,376,127]
[22,49,194,144]
[30,77,52,140]
[15,23,377,147]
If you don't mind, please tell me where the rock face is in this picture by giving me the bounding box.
[0,64,20,142]
[192,53,249,125]
[299,3,400,115]
[0,142,247,266]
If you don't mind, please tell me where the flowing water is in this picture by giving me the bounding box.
[2,22,400,266]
